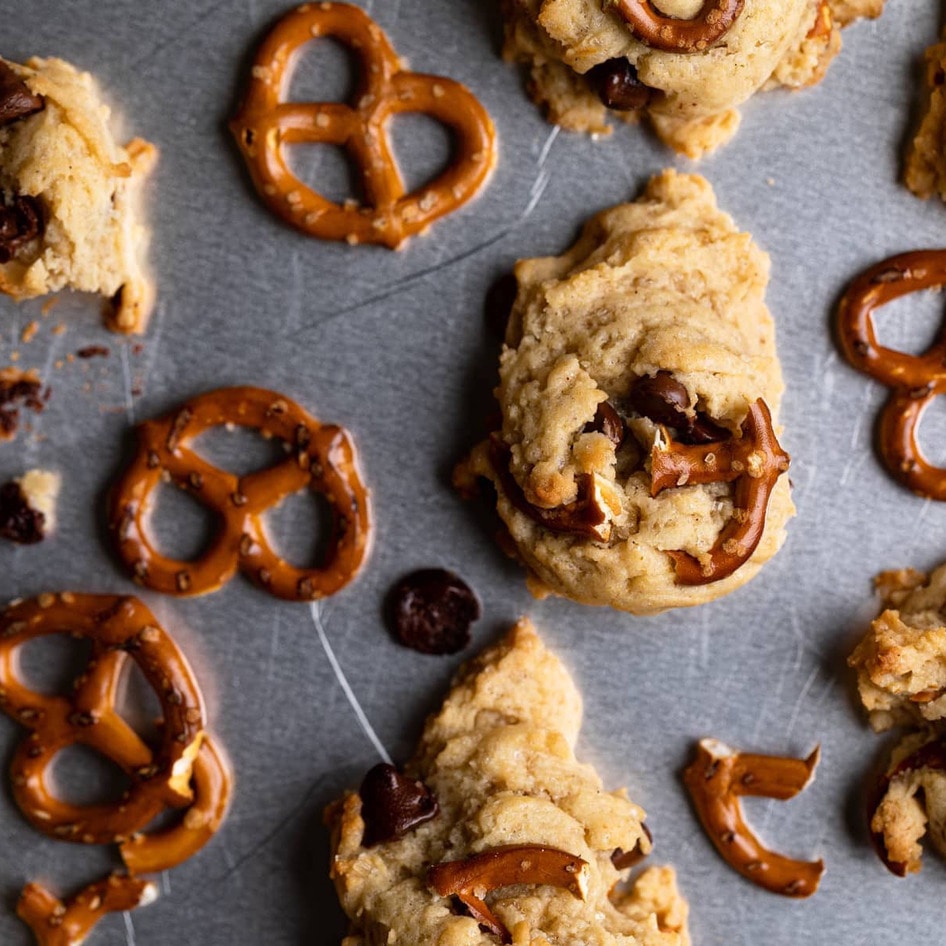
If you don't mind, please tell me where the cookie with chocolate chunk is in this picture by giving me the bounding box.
[905,27,946,202]
[326,619,689,945]
[0,57,156,332]
[502,0,884,158]
[457,171,793,615]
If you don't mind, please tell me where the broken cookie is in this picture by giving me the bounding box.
[457,171,793,615]
[905,27,946,202]
[0,468,60,544]
[326,619,689,945]
[0,57,156,332]
[501,0,885,158]
[849,563,946,874]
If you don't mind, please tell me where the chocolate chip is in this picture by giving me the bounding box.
[611,823,653,869]
[0,371,45,442]
[585,400,625,448]
[588,59,654,111]
[76,345,110,359]
[0,481,45,544]
[358,762,439,847]
[484,272,518,341]
[385,568,480,655]
[0,62,44,127]
[627,371,728,444]
[0,195,43,263]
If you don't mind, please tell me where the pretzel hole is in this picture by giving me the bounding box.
[192,425,287,476]
[114,660,164,746]
[48,744,132,807]
[288,143,364,206]
[288,37,360,105]
[148,481,218,562]
[869,289,946,357]
[14,633,92,696]
[914,396,946,466]
[389,113,454,196]
[263,487,336,567]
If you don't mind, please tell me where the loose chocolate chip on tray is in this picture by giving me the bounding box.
[0,481,45,544]
[0,62,44,127]
[359,763,439,847]
[385,568,481,655]
[588,59,654,111]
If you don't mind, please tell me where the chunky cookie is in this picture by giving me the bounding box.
[0,58,156,332]
[502,0,884,157]
[327,619,689,945]
[458,171,793,615]
[849,564,946,875]
[905,29,946,202]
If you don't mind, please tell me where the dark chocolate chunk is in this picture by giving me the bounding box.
[0,195,43,263]
[586,400,625,448]
[0,481,45,544]
[0,61,44,127]
[611,823,653,870]
[484,272,518,341]
[588,59,654,111]
[627,371,729,444]
[385,568,481,656]
[359,762,439,847]
[76,345,111,359]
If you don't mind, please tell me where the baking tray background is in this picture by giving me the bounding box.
[0,0,943,942]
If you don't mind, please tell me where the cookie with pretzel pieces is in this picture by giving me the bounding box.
[0,593,232,946]
[109,386,370,601]
[501,0,884,158]
[230,2,497,248]
[456,171,793,615]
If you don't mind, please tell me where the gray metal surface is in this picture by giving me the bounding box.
[0,0,943,942]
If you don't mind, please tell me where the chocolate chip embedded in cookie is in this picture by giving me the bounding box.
[326,619,689,944]
[0,57,157,332]
[500,0,885,157]
[457,171,793,615]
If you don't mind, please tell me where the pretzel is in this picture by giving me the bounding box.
[684,739,824,898]
[429,845,590,943]
[611,0,745,52]
[109,386,371,601]
[650,398,790,585]
[18,874,157,946]
[230,2,497,249]
[837,250,946,500]
[0,593,205,844]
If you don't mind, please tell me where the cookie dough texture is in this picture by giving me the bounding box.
[327,620,690,946]
[849,564,946,874]
[502,0,885,157]
[461,171,793,615]
[905,30,946,202]
[0,57,156,332]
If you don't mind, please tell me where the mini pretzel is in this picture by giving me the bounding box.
[109,386,371,601]
[18,874,157,946]
[837,250,946,500]
[650,398,790,585]
[0,593,204,844]
[230,2,497,249]
[429,845,590,943]
[612,0,745,52]
[684,739,824,898]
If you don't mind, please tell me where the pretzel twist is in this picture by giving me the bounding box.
[230,2,496,248]
[837,251,946,500]
[0,593,205,844]
[612,0,745,52]
[109,386,371,601]
[650,398,790,585]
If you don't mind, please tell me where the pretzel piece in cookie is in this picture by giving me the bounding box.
[109,386,371,601]
[612,0,745,52]
[838,250,946,500]
[230,2,496,249]
[684,739,823,897]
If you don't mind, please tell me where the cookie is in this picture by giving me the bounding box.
[849,564,946,875]
[0,58,156,332]
[905,28,946,201]
[327,619,689,945]
[458,171,793,615]
[0,469,60,544]
[501,0,884,158]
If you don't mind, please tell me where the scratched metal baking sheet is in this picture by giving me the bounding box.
[0,0,944,943]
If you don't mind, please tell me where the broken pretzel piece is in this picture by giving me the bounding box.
[612,0,746,53]
[428,845,589,943]
[651,398,789,585]
[683,738,824,898]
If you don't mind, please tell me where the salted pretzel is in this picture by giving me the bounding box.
[109,386,371,601]
[684,739,824,898]
[837,250,946,500]
[650,398,790,585]
[612,0,745,52]
[230,2,497,249]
